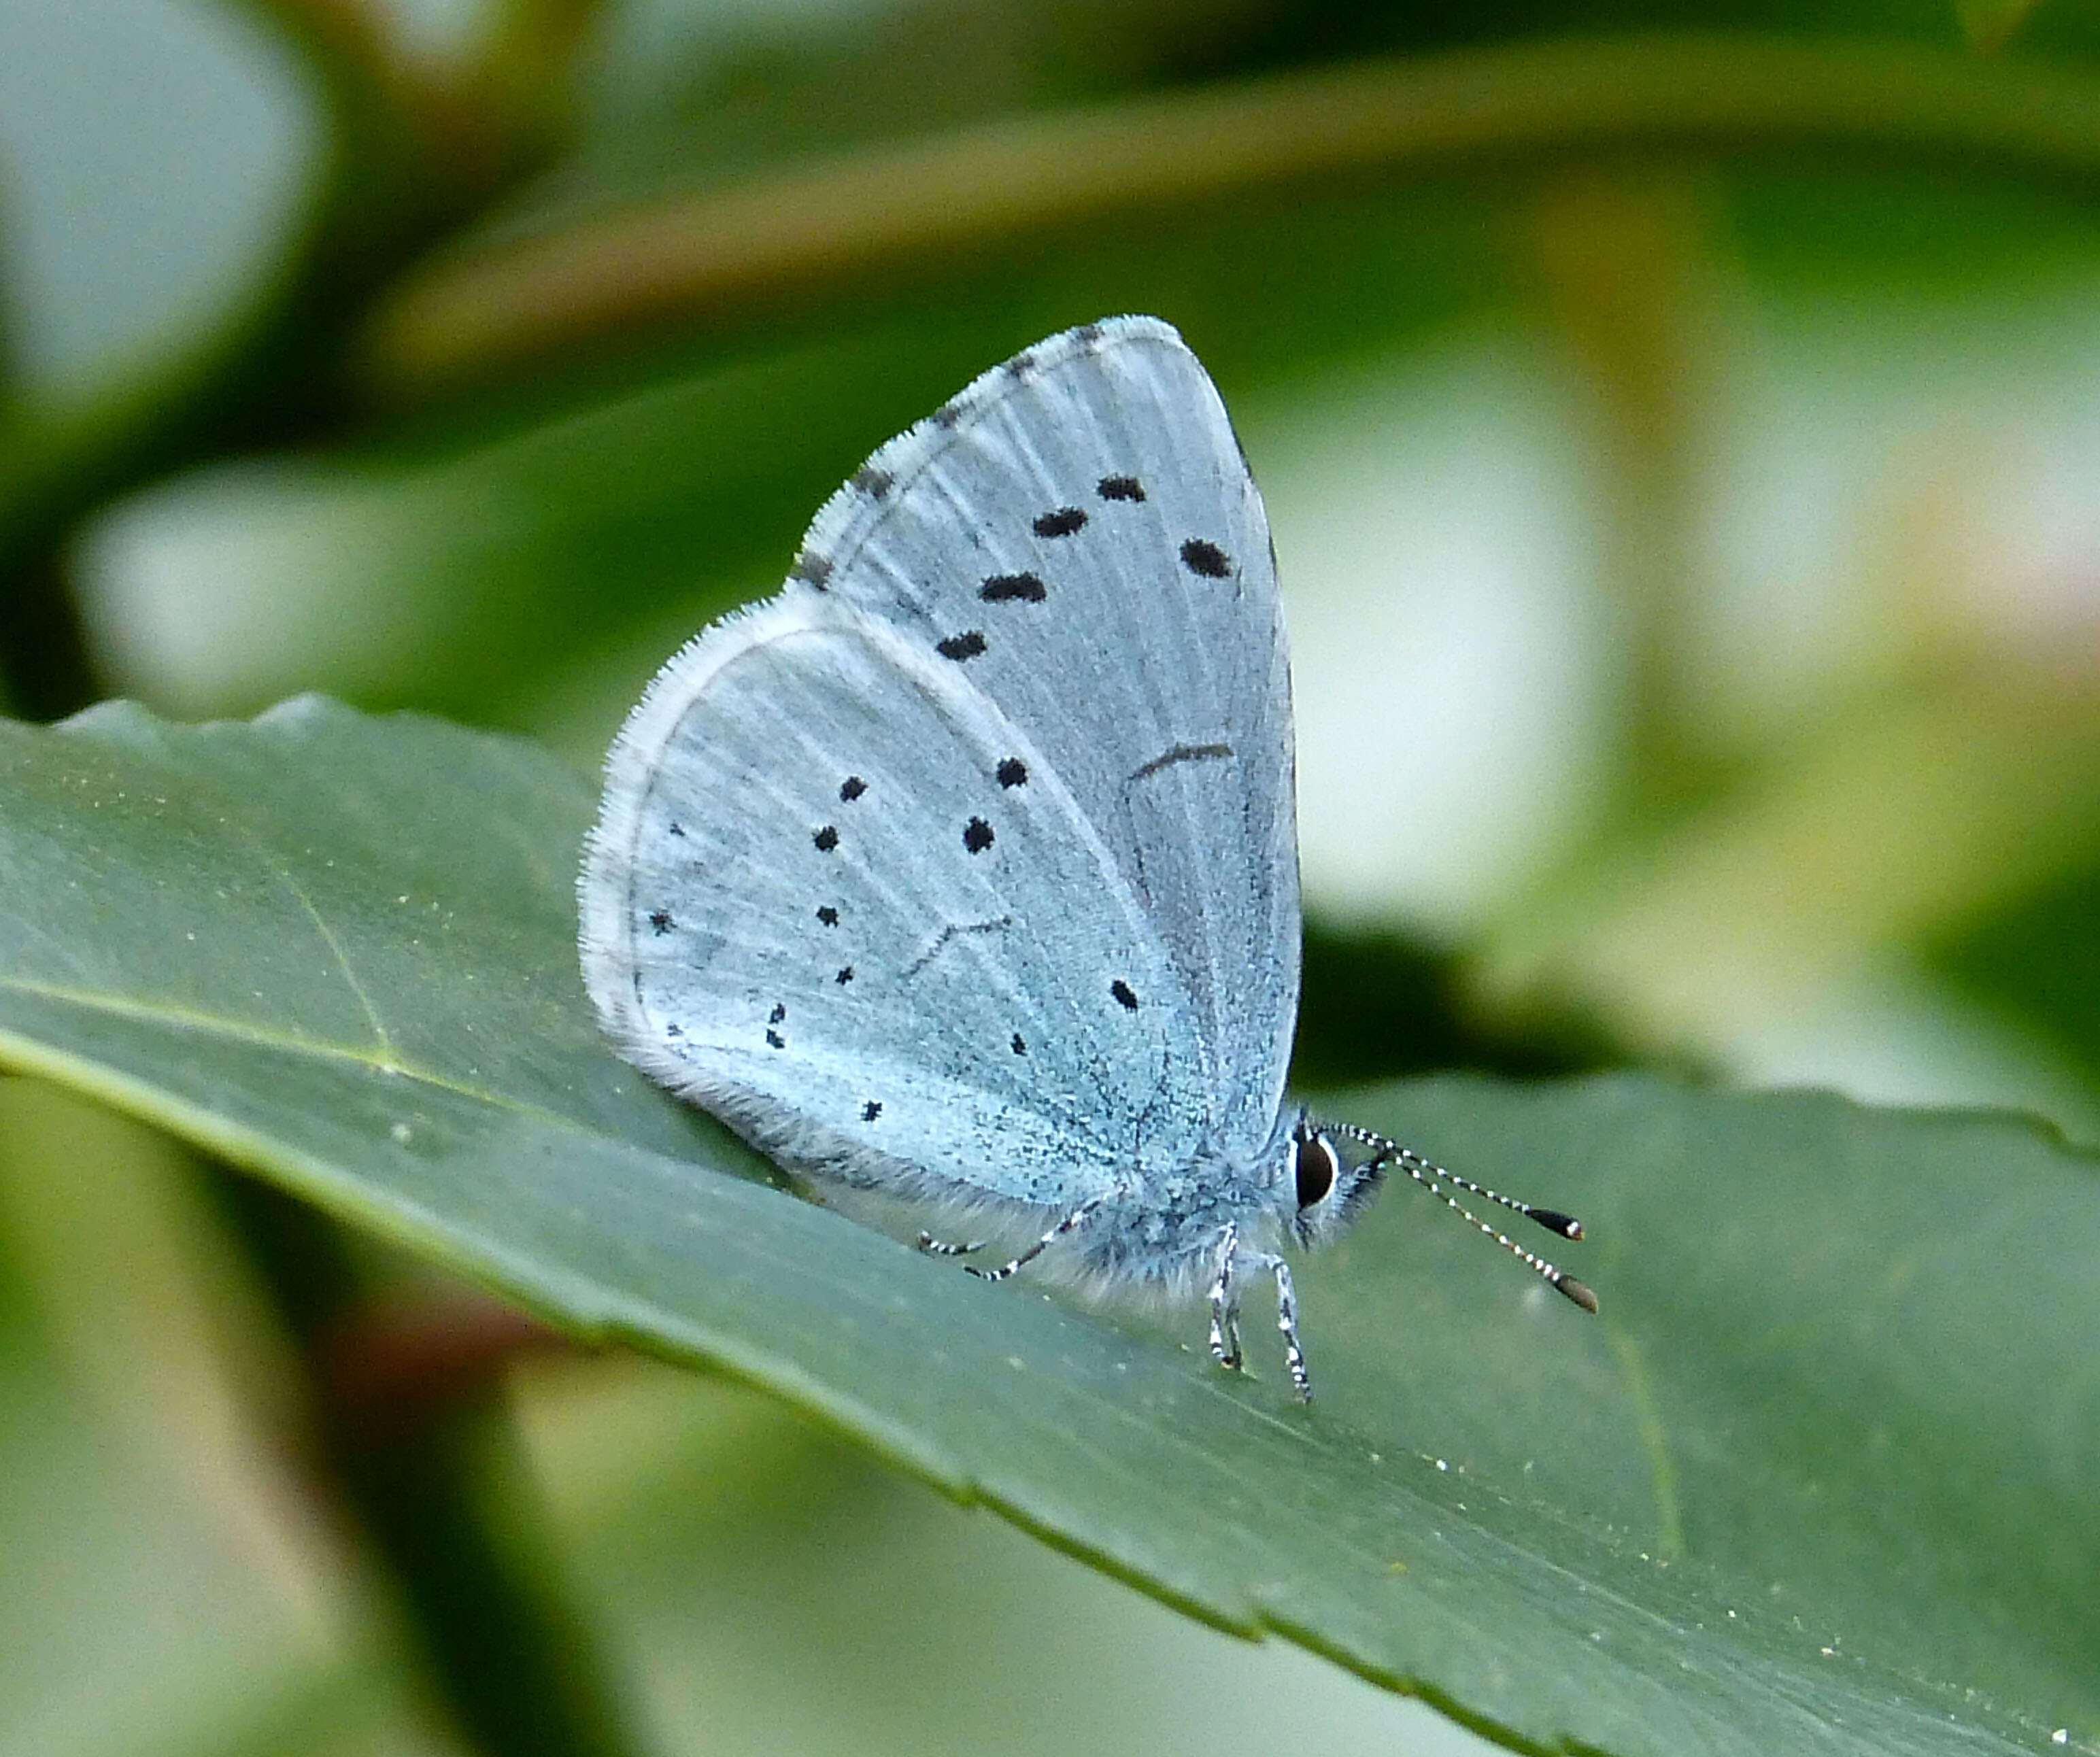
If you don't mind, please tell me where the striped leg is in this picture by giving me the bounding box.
[1269,1256,1310,1401]
[1240,1250,1310,1401]
[1208,1223,1244,1371]
[915,1232,985,1257]
[962,1192,1111,1283]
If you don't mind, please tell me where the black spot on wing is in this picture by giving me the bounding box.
[933,402,964,429]
[813,825,839,851]
[766,1029,786,1049]
[666,820,685,838]
[1098,475,1145,502]
[1011,1032,1026,1055]
[768,1003,787,1024]
[789,550,832,587]
[862,1100,882,1121]
[1073,322,1104,347]
[817,904,839,927]
[647,909,673,935]
[1005,348,1038,377]
[839,775,866,802]
[1180,538,1232,578]
[962,817,994,854]
[979,573,1046,603]
[835,966,855,985]
[852,466,893,496]
[996,757,1027,788]
[1033,507,1086,538]
[1111,979,1138,1011]
[936,631,987,661]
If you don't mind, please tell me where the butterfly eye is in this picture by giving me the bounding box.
[1294,1130,1340,1210]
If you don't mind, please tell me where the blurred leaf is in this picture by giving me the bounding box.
[76,335,932,730]
[1476,660,2100,1065]
[1293,920,1625,1087]
[80,251,1507,733]
[0,0,580,722]
[0,698,2097,1756]
[507,1359,1490,1757]
[1931,851,2100,1087]
[0,1083,437,1757]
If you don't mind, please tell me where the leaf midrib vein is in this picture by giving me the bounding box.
[0,974,577,1127]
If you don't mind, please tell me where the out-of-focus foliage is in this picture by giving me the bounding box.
[4,2,2100,1755]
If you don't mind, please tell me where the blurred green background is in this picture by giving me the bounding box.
[6,1,2100,1754]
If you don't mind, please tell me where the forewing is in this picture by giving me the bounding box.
[792,318,1298,1160]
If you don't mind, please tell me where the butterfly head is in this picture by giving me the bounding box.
[1285,1113,1386,1248]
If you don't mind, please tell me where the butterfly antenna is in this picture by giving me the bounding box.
[1330,1124,1597,1314]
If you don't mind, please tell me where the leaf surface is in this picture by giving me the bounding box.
[0,698,2093,1757]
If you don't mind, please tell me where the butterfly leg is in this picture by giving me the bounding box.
[1244,1250,1311,1401]
[1208,1223,1244,1371]
[964,1191,1111,1283]
[915,1232,987,1257]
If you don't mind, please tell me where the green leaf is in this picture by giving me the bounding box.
[1,697,2095,1757]
[1932,850,2100,1089]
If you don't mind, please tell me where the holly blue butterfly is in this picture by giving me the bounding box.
[579,315,1593,1399]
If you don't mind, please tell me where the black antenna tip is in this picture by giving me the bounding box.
[1530,1209,1584,1242]
[1557,1276,1599,1315]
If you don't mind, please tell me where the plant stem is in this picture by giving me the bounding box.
[365,31,2100,397]
[209,1168,649,1757]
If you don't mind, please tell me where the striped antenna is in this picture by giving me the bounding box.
[1326,1123,1597,1314]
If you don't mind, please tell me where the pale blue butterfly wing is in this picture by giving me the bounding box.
[579,317,1298,1217]
[581,317,1597,1399]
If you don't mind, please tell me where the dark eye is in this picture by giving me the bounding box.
[1295,1131,1339,1209]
